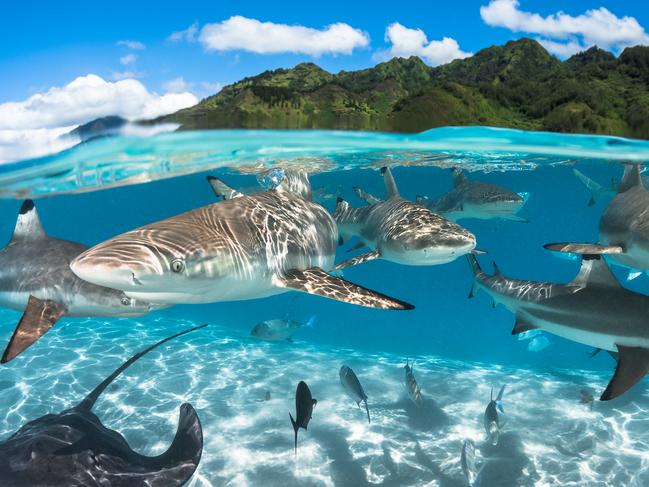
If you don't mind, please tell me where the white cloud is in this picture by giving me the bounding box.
[480,0,649,56]
[0,74,198,163]
[198,16,369,56]
[163,77,190,93]
[378,23,471,66]
[168,23,198,42]
[117,40,146,50]
[120,53,137,65]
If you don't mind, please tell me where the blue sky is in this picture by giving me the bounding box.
[1,0,649,162]
[2,0,649,102]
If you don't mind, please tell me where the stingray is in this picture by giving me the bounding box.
[0,325,205,486]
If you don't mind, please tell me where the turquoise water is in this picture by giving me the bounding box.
[0,127,648,486]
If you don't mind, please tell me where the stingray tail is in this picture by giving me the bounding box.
[289,412,299,455]
[76,324,207,411]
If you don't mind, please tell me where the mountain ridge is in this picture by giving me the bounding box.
[153,38,649,138]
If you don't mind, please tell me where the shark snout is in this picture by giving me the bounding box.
[70,241,165,291]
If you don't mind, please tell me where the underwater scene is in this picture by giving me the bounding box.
[1,127,649,486]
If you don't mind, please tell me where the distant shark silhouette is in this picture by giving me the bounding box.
[0,325,205,486]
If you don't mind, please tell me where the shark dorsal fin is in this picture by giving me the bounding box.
[618,164,643,193]
[570,257,621,288]
[380,167,399,198]
[452,168,468,188]
[11,200,46,243]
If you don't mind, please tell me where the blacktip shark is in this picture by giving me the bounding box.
[70,172,412,310]
[289,380,317,454]
[354,168,528,222]
[339,365,370,423]
[0,200,159,363]
[416,168,528,222]
[333,167,478,270]
[551,165,649,279]
[467,253,649,400]
[0,325,205,486]
[484,385,505,446]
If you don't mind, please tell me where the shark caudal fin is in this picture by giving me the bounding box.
[333,197,369,244]
[573,169,614,206]
[452,168,468,188]
[304,316,316,328]
[76,324,207,411]
[206,176,244,200]
[11,200,46,243]
[274,267,414,310]
[618,164,644,194]
[380,167,400,198]
[466,255,484,298]
[600,345,649,401]
[353,186,382,205]
[495,385,506,413]
[289,412,299,454]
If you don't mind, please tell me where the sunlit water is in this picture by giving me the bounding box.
[0,127,649,486]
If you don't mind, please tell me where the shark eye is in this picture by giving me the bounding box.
[120,296,131,306]
[171,258,185,273]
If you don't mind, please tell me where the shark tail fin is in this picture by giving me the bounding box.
[333,197,368,244]
[573,169,611,206]
[304,316,316,328]
[353,186,382,205]
[11,200,46,243]
[452,167,468,187]
[289,412,299,455]
[496,385,506,413]
[466,255,484,299]
[149,403,203,475]
[618,164,643,193]
[76,325,207,411]
[380,167,399,198]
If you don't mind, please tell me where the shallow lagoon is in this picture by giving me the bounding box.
[0,127,648,485]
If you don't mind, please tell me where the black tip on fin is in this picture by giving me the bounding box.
[336,196,344,203]
[19,200,35,215]
[206,175,216,182]
[380,167,387,174]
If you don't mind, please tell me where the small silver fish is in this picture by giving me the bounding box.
[251,316,315,342]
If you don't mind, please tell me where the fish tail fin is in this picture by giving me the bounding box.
[304,316,316,329]
[289,412,299,455]
[334,197,364,244]
[364,399,371,424]
[466,255,483,298]
[573,169,611,205]
[76,325,207,411]
[496,385,506,413]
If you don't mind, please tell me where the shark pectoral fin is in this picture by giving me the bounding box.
[206,176,244,200]
[470,249,487,255]
[511,316,537,335]
[275,267,413,310]
[600,345,649,401]
[153,403,203,473]
[334,250,381,271]
[1,296,66,363]
[544,242,625,255]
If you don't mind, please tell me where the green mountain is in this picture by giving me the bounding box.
[161,38,649,138]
